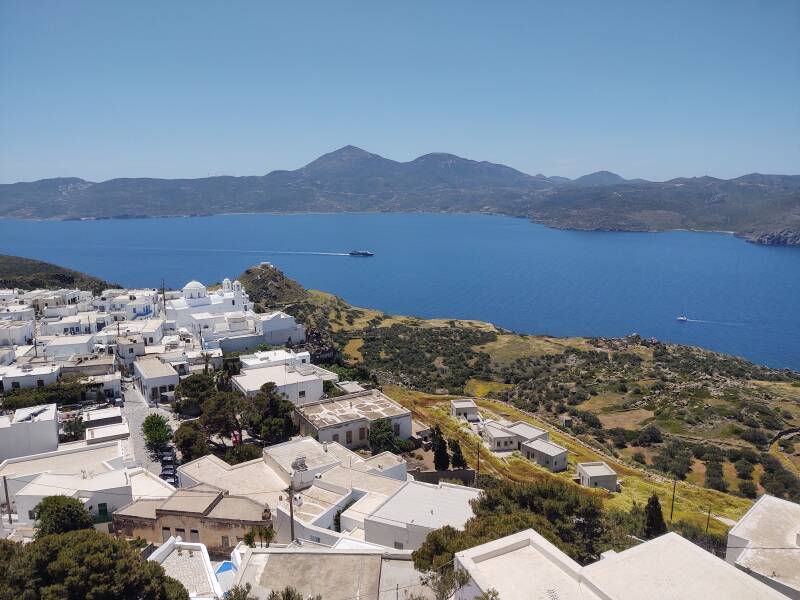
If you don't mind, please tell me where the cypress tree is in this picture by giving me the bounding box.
[644,492,667,538]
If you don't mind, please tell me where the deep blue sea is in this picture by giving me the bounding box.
[1,213,798,370]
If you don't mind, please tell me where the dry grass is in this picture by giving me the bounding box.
[343,338,364,362]
[477,333,596,366]
[598,409,654,430]
[464,378,514,398]
[383,385,753,535]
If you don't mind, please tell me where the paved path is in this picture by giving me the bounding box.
[121,382,179,475]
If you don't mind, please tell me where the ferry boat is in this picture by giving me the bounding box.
[676,315,688,322]
[348,250,374,257]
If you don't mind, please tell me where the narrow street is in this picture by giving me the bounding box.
[121,381,180,475]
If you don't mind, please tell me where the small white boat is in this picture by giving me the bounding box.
[676,315,688,322]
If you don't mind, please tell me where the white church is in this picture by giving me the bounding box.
[165,278,250,328]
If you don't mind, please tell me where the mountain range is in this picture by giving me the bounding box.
[1,145,798,245]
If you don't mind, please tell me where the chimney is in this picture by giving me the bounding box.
[323,441,328,452]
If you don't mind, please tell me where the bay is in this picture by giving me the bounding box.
[1,212,798,370]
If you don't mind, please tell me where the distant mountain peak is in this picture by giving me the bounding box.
[573,171,627,186]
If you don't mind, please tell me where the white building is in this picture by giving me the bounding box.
[726,494,800,598]
[256,311,306,346]
[133,357,179,402]
[577,462,618,492]
[295,389,413,449]
[0,363,61,391]
[41,334,96,359]
[451,399,480,422]
[231,362,338,405]
[166,279,250,328]
[522,438,568,472]
[0,319,34,346]
[455,529,785,600]
[41,311,113,336]
[239,349,311,370]
[0,404,59,461]
[481,419,548,451]
[364,481,481,551]
[0,304,36,321]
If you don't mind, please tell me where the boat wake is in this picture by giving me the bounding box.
[683,318,741,327]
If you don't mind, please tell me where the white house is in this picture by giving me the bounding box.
[256,311,306,346]
[0,304,36,321]
[726,494,800,598]
[41,334,96,359]
[522,438,568,472]
[239,349,311,370]
[295,389,413,449]
[133,357,179,402]
[165,279,250,328]
[148,536,224,599]
[0,363,61,391]
[451,399,480,422]
[0,319,34,346]
[577,462,618,492]
[0,404,59,461]
[231,362,338,405]
[455,528,785,600]
[482,419,548,451]
[363,481,481,551]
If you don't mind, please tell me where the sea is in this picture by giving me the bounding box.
[1,212,798,371]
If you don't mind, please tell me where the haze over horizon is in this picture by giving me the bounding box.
[1,1,798,183]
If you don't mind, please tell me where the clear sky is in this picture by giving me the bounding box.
[1,1,798,183]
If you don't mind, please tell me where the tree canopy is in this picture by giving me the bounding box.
[173,373,216,416]
[34,496,93,538]
[173,420,210,462]
[644,493,667,539]
[0,529,188,600]
[142,413,172,460]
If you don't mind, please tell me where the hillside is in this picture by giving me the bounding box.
[241,263,800,511]
[2,146,799,245]
[0,254,117,294]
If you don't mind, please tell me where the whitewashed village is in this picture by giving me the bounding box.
[0,267,798,600]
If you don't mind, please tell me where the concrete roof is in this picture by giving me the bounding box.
[85,421,130,443]
[157,485,222,514]
[583,532,786,599]
[235,549,382,600]
[178,454,286,506]
[157,544,217,598]
[578,462,617,477]
[17,469,129,498]
[367,481,480,530]
[456,529,596,600]
[483,420,516,438]
[134,357,177,379]
[728,494,800,594]
[206,495,266,521]
[128,467,175,500]
[0,440,125,478]
[297,390,410,430]
[112,498,163,519]
[12,403,57,424]
[265,437,360,473]
[451,399,478,408]
[44,334,95,346]
[504,421,547,440]
[523,438,568,456]
[232,363,334,392]
[82,406,122,423]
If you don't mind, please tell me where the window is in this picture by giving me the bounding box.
[394,542,404,550]
[162,527,171,542]
[311,535,321,543]
[98,503,108,519]
[346,430,353,444]
[37,379,44,387]
[175,528,185,539]
[221,536,229,547]
[359,427,366,440]
[11,382,19,389]
[393,423,400,436]
[128,347,134,354]
[190,529,200,542]
[332,434,339,443]
[299,390,306,399]
[28,510,36,520]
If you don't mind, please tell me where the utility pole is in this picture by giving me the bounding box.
[476,439,481,484]
[705,507,711,533]
[670,477,677,521]
[288,484,295,542]
[3,475,12,525]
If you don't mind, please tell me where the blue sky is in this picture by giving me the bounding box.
[1,1,798,183]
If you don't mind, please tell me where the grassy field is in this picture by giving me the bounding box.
[383,385,753,535]
[464,378,513,398]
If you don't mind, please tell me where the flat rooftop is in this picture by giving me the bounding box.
[578,462,616,477]
[368,481,480,530]
[232,363,336,392]
[134,357,177,379]
[297,390,410,429]
[45,334,95,345]
[158,545,217,598]
[728,494,800,593]
[0,440,124,478]
[504,421,547,440]
[235,549,382,600]
[583,532,785,599]
[483,420,516,438]
[524,438,567,456]
[456,529,596,600]
[265,437,361,473]
[178,454,286,506]
[451,399,477,408]
[82,406,122,423]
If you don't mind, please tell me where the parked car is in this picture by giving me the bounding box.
[160,454,175,465]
